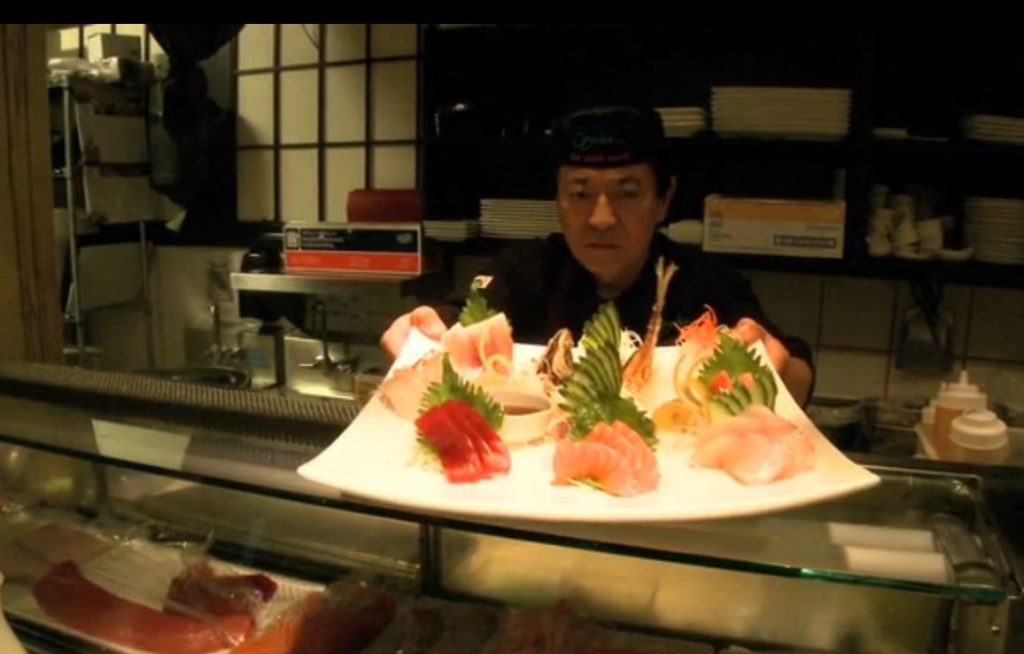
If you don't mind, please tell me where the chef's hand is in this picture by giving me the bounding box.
[731,317,813,406]
[381,306,447,360]
[731,318,790,373]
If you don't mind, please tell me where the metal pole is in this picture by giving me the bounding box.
[62,83,86,365]
[139,222,155,367]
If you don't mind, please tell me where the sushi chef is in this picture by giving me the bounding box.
[381,105,814,405]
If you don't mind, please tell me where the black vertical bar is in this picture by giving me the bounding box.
[418,524,443,595]
[77,25,85,59]
[415,24,423,190]
[318,24,327,222]
[229,34,239,113]
[143,24,150,61]
[846,27,874,262]
[365,24,373,190]
[230,30,240,222]
[273,24,282,222]
[420,25,434,218]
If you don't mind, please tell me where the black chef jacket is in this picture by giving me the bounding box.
[446,233,813,374]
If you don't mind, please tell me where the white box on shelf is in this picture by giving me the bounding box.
[702,195,846,259]
[86,33,142,62]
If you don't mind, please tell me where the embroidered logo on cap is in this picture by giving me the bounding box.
[571,131,625,152]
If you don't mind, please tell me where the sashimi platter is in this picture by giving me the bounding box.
[298,260,879,522]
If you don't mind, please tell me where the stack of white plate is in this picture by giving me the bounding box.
[656,107,707,137]
[711,86,851,141]
[963,115,1024,145]
[423,220,480,242]
[965,196,1024,264]
[480,199,560,240]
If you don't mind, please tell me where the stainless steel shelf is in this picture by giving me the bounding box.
[230,272,419,295]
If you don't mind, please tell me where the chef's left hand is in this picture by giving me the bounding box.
[730,317,790,375]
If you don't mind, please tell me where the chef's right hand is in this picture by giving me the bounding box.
[381,306,447,359]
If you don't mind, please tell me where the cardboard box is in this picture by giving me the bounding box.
[86,33,142,62]
[702,195,846,259]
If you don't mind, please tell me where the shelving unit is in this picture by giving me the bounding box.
[419,25,1024,286]
[49,75,156,367]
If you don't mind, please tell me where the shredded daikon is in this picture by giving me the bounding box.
[620,329,643,362]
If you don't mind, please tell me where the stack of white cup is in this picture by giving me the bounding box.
[917,218,944,255]
[866,185,895,256]
[890,194,919,256]
[865,187,945,258]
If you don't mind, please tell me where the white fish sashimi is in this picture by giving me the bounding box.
[693,406,816,485]
[379,352,442,421]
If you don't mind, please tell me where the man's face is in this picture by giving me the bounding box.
[556,163,674,291]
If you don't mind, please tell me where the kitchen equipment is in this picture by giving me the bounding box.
[807,397,869,451]
[282,222,423,276]
[138,366,251,389]
[241,234,283,273]
[284,301,359,399]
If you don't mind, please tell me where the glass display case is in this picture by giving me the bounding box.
[0,362,1020,653]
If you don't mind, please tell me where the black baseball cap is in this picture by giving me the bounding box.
[554,105,666,168]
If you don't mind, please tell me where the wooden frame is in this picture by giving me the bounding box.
[0,24,63,362]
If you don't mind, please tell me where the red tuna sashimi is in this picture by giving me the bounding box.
[33,561,254,654]
[446,400,511,474]
[415,401,510,483]
[416,405,484,483]
[166,561,277,618]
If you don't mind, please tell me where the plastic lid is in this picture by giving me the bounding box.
[937,370,987,411]
[950,410,1008,450]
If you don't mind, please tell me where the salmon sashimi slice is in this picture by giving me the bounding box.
[231,586,396,654]
[33,561,254,654]
[587,423,659,481]
[229,594,320,654]
[553,441,618,485]
[552,421,659,496]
